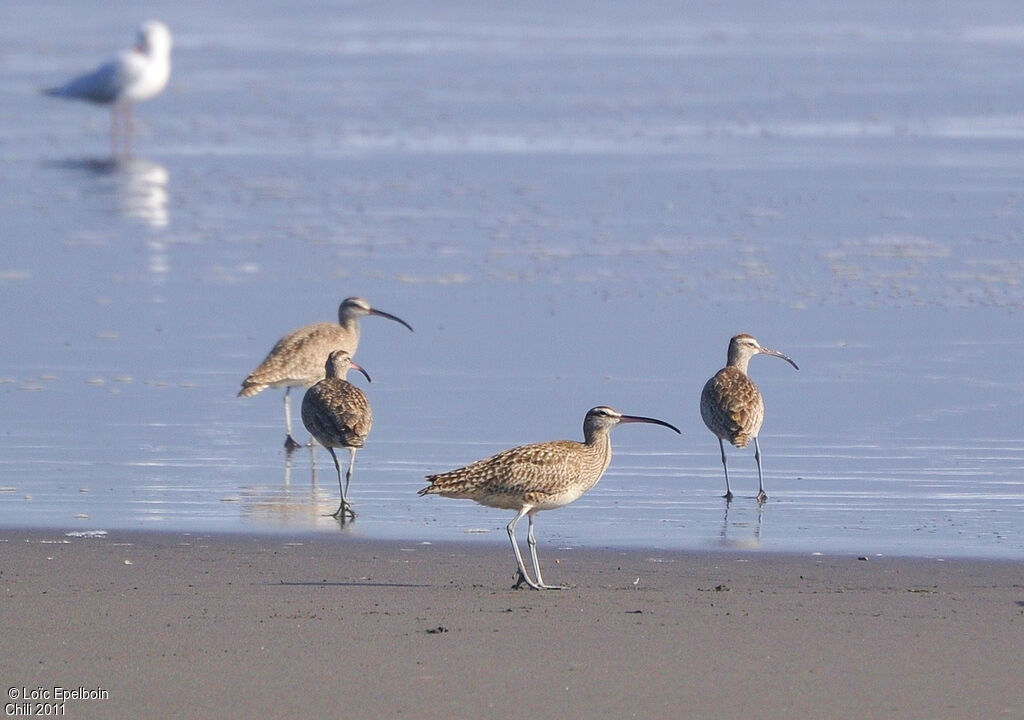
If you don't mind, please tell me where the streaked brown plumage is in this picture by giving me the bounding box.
[301,350,373,519]
[700,333,798,502]
[239,296,411,450]
[419,406,680,590]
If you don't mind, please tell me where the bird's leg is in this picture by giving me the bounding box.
[343,448,358,517]
[507,509,540,590]
[718,438,733,501]
[110,105,120,158]
[327,447,355,519]
[108,104,133,158]
[754,437,767,503]
[527,512,567,590]
[327,447,344,516]
[283,387,302,452]
[123,104,134,157]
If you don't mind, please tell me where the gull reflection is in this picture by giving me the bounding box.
[47,156,170,229]
[115,156,169,229]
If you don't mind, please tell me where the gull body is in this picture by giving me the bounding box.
[44,21,172,154]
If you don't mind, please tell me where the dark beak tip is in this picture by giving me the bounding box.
[371,309,414,332]
[768,349,799,371]
[623,415,681,434]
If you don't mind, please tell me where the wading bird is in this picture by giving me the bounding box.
[420,406,680,590]
[700,334,798,502]
[44,21,172,155]
[239,297,411,451]
[301,350,372,519]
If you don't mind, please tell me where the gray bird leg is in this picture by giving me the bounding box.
[527,512,567,590]
[327,447,356,519]
[283,387,302,452]
[718,438,733,501]
[508,508,541,590]
[754,437,767,503]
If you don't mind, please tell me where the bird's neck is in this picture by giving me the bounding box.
[726,354,751,374]
[338,317,361,336]
[584,431,613,471]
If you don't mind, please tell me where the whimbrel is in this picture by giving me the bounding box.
[43,21,172,155]
[419,406,680,590]
[300,350,372,519]
[239,297,411,451]
[700,334,798,503]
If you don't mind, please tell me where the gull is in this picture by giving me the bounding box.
[44,20,173,154]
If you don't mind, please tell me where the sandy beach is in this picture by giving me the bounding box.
[2,529,1020,719]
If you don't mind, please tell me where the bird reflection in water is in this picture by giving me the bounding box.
[48,156,170,229]
[238,448,351,530]
[718,500,763,550]
[114,156,169,229]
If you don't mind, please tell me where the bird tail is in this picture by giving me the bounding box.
[237,381,265,398]
[418,479,441,496]
[731,433,752,449]
[419,468,480,498]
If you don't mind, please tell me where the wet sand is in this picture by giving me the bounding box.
[2,529,1021,719]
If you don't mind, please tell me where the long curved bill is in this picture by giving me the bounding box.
[619,414,681,434]
[351,361,372,384]
[761,347,799,371]
[369,308,414,333]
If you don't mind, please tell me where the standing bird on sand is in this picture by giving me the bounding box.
[301,350,373,519]
[700,334,798,503]
[239,297,412,451]
[419,406,680,590]
[43,21,173,155]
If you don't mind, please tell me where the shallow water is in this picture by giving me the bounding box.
[2,0,1022,559]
